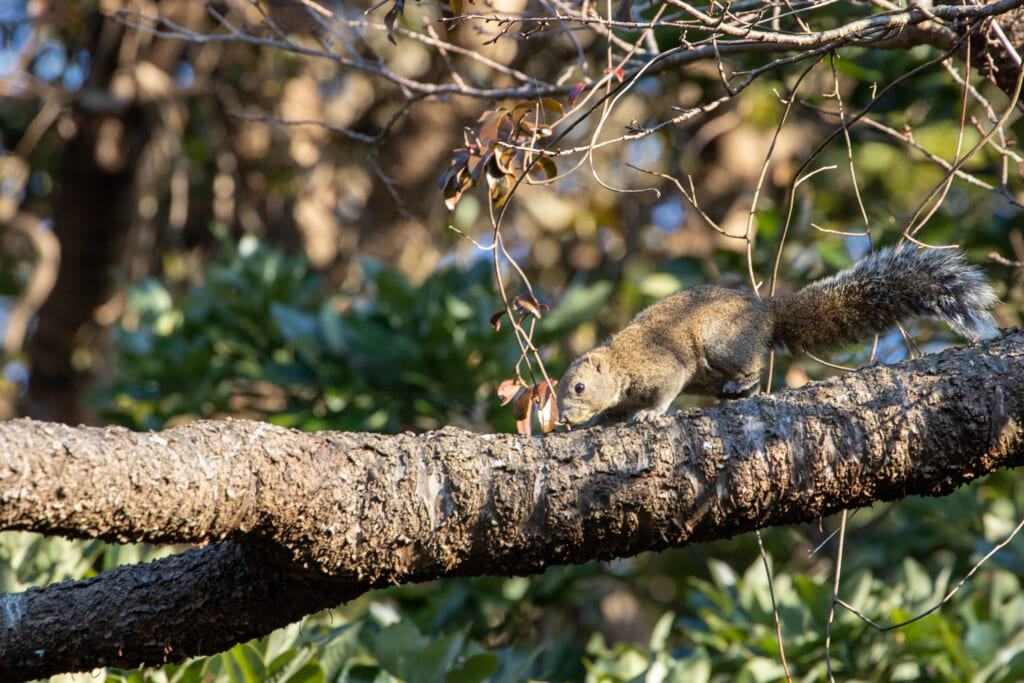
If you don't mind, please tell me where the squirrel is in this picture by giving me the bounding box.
[556,244,999,427]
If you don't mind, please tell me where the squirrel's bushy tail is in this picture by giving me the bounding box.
[772,244,998,354]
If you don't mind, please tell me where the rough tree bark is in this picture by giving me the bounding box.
[1,331,1023,680]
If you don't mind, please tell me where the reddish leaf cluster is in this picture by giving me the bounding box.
[439,99,563,210]
[490,293,558,434]
[497,378,558,434]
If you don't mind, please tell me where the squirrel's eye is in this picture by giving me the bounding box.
[574,382,585,395]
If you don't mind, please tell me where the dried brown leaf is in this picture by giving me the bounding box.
[512,389,532,421]
[515,412,534,435]
[383,0,405,43]
[478,108,513,146]
[468,148,494,183]
[530,156,557,180]
[536,384,559,433]
[514,293,549,319]
[493,147,516,175]
[497,378,524,405]
[487,171,512,208]
[490,309,507,331]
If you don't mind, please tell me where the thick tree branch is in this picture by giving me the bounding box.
[0,542,361,679]
[1,331,1023,679]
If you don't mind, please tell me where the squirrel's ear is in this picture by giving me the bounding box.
[587,348,607,373]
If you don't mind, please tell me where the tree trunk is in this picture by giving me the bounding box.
[20,14,149,424]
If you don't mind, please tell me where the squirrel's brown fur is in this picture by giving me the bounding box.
[556,245,998,426]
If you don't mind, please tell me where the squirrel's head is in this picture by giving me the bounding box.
[556,348,621,428]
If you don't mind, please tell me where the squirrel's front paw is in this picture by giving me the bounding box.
[628,408,666,423]
[720,377,760,398]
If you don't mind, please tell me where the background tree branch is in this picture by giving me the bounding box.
[2,330,1022,680]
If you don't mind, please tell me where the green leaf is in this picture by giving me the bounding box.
[280,663,324,683]
[445,652,498,683]
[166,656,217,683]
[489,647,542,683]
[793,574,831,615]
[889,661,922,681]
[899,556,932,603]
[372,620,429,677]
[319,299,347,354]
[739,656,787,683]
[649,611,675,652]
[413,630,466,683]
[265,620,303,664]
[707,558,738,592]
[444,293,474,320]
[227,642,267,682]
[667,647,711,683]
[266,646,320,683]
[271,302,318,343]
[316,622,363,681]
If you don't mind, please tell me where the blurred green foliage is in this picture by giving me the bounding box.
[97,230,525,434]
